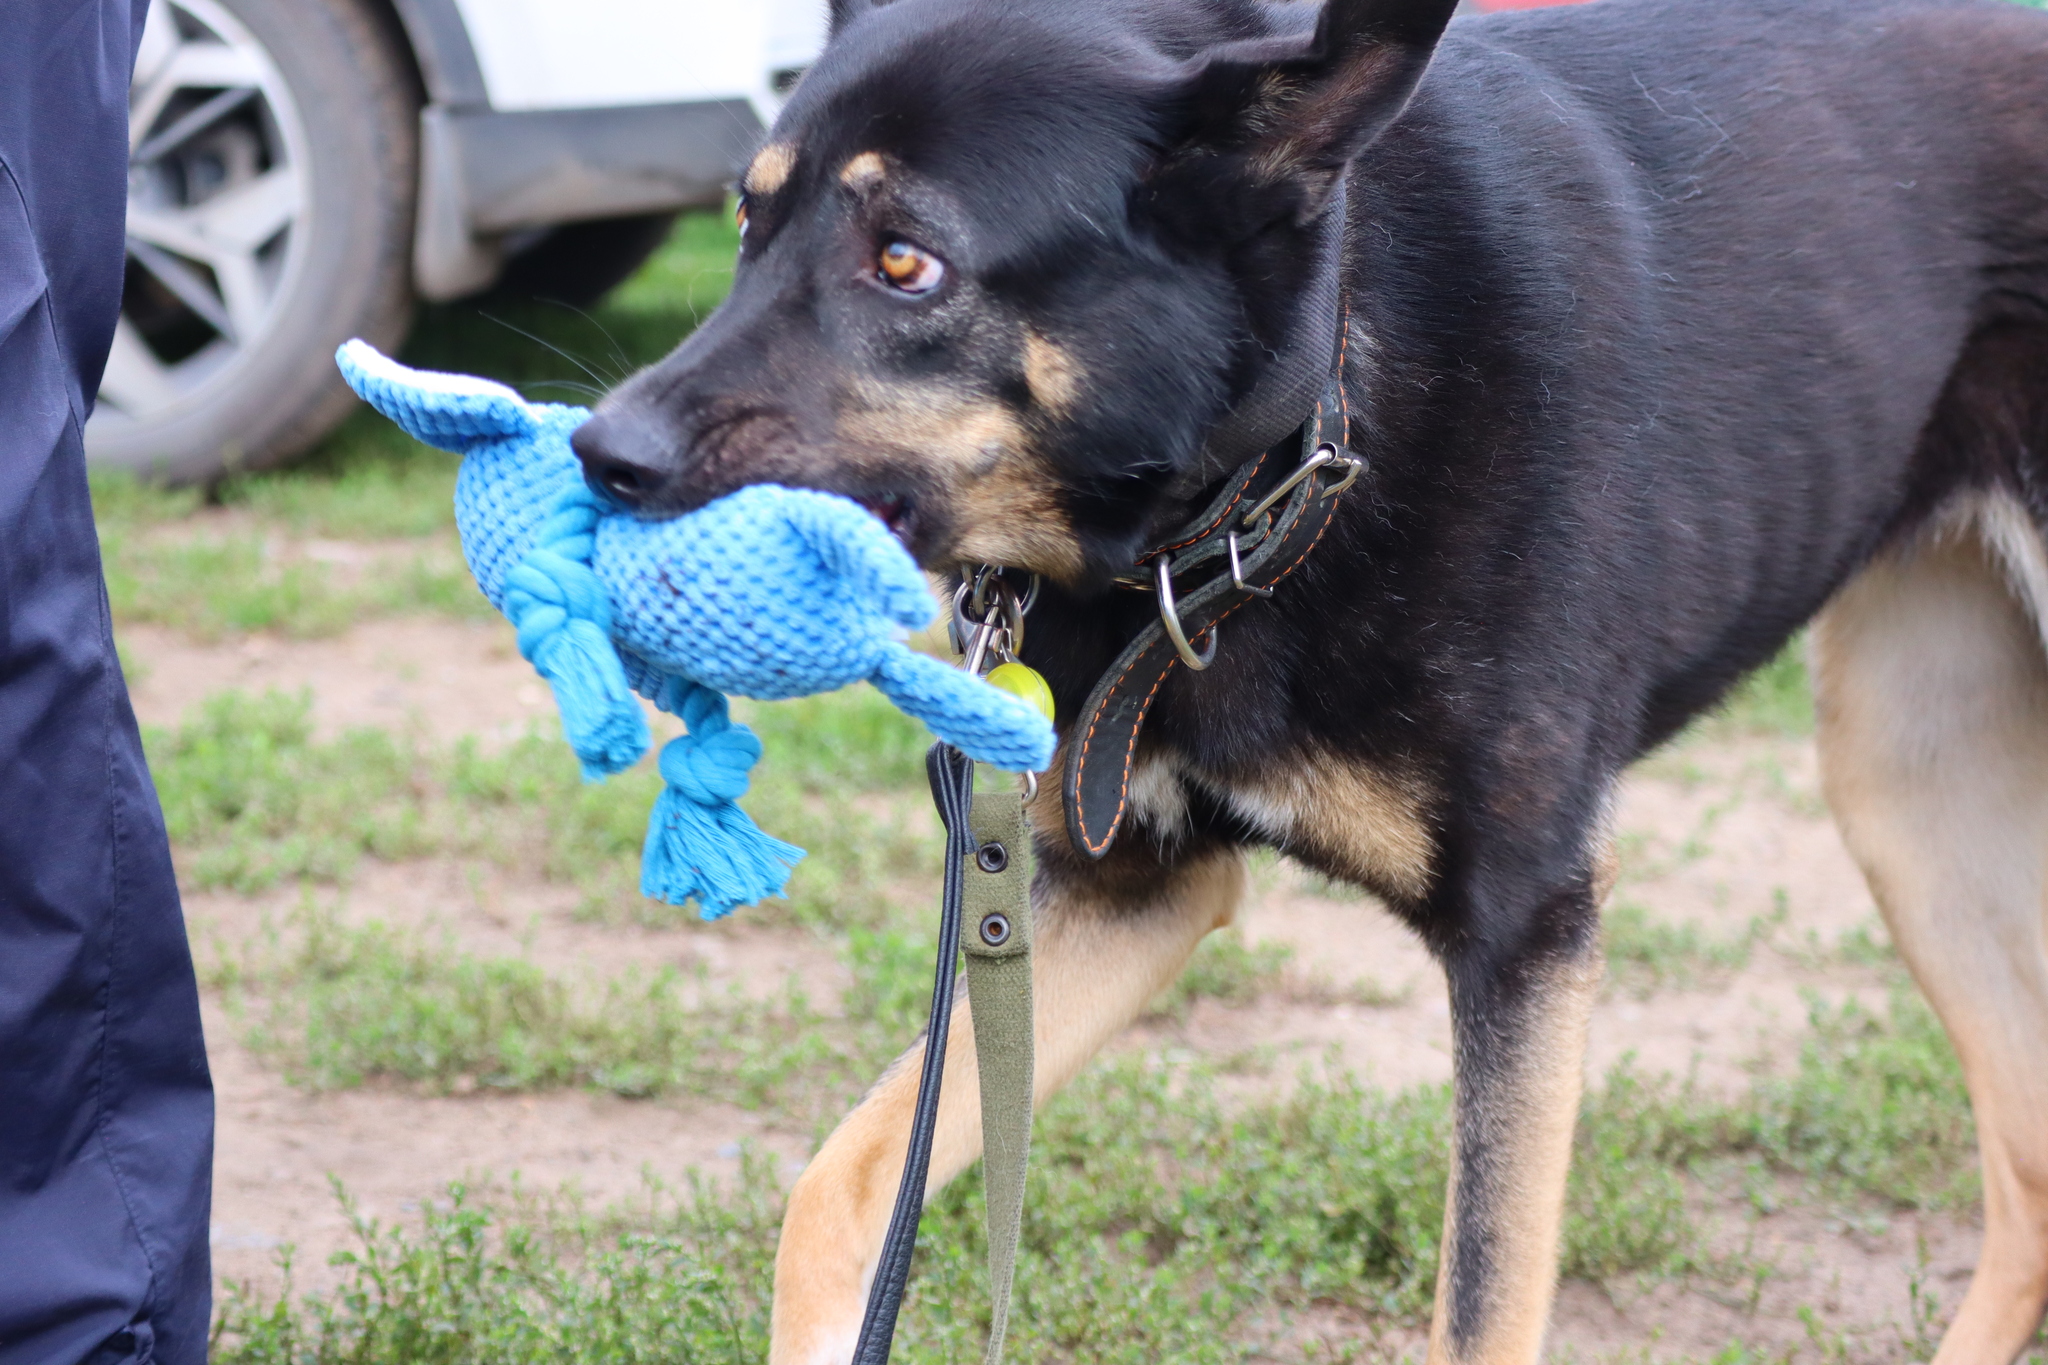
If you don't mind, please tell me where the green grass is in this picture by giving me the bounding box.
[207,899,859,1113]
[1745,988,1977,1209]
[1602,896,1785,998]
[213,1165,782,1365]
[211,986,1977,1365]
[152,690,439,887]
[202,884,1296,1113]
[146,684,931,923]
[215,417,464,539]
[100,527,491,641]
[1146,929,1295,1020]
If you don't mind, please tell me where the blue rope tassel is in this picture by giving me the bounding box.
[501,486,650,779]
[642,677,805,918]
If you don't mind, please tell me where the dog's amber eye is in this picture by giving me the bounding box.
[877,238,944,294]
[735,197,749,236]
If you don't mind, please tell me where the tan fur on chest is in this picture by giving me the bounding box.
[1205,749,1437,903]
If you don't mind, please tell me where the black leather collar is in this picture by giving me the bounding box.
[1063,361,1362,857]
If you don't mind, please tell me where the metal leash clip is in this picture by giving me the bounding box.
[952,566,1044,798]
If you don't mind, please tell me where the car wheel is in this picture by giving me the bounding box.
[492,212,681,309]
[90,0,418,482]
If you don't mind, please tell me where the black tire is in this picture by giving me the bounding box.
[88,0,418,482]
[490,212,679,309]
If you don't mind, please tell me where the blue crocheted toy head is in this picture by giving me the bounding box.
[336,340,1054,917]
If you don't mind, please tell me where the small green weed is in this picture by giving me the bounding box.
[738,686,933,793]
[211,900,844,1109]
[150,691,435,889]
[1146,930,1295,1019]
[1602,898,1781,998]
[103,531,359,639]
[208,982,1978,1362]
[1744,988,1976,1208]
[96,510,490,640]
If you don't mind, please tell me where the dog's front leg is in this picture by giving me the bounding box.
[1426,880,1604,1365]
[769,848,1246,1365]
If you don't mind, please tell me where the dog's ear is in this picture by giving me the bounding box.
[1149,0,1458,240]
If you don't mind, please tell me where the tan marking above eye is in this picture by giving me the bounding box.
[839,151,886,190]
[745,140,797,196]
[1023,331,1082,415]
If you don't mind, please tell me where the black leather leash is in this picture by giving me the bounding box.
[851,742,974,1365]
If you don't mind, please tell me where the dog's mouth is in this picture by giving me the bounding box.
[860,495,919,549]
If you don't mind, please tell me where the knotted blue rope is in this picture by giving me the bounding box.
[642,677,805,917]
[504,484,649,779]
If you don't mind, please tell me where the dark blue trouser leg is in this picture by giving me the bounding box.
[0,3,215,1363]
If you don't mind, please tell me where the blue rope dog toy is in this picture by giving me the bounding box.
[336,340,1055,918]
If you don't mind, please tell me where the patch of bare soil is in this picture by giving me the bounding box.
[124,617,558,745]
[187,858,851,1005]
[205,995,814,1295]
[161,616,1978,1358]
[1291,1202,1982,1365]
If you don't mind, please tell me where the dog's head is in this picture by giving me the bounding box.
[573,0,1454,589]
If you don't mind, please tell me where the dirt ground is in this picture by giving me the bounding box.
[127,613,1992,1363]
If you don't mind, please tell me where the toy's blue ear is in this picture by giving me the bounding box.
[775,488,936,630]
[873,647,1056,772]
[337,339,540,452]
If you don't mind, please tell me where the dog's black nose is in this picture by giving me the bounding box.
[572,413,671,510]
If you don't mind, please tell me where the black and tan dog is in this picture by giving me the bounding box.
[569,0,2048,1357]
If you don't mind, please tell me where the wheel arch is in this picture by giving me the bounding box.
[371,0,487,109]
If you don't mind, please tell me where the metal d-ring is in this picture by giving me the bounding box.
[1154,553,1217,670]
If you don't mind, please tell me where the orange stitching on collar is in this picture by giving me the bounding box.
[1147,449,1276,559]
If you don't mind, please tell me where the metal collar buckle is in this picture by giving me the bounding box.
[1152,443,1362,671]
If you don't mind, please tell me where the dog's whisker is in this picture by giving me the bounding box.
[479,311,616,393]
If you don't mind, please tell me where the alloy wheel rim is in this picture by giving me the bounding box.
[92,0,311,443]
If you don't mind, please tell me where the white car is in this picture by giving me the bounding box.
[95,0,824,481]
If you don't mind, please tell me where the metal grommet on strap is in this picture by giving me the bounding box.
[979,911,1011,947]
[976,841,1009,874]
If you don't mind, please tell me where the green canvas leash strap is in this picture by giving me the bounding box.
[964,764,1034,1365]
[851,746,1035,1365]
